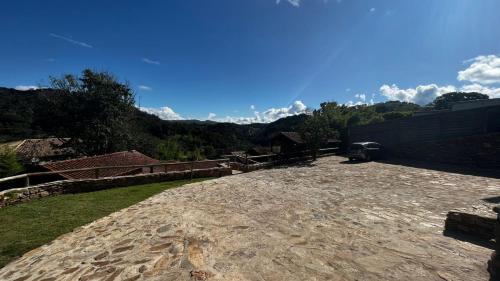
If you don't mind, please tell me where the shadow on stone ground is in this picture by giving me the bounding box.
[339,160,365,164]
[273,160,317,169]
[376,158,500,179]
[483,196,500,204]
[442,229,496,250]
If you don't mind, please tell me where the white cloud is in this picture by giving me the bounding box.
[457,55,500,85]
[370,7,376,12]
[138,85,152,91]
[215,115,259,124]
[141,101,309,124]
[250,105,255,110]
[345,101,364,107]
[208,100,309,124]
[260,100,308,122]
[141,58,160,65]
[346,93,374,107]
[460,84,500,99]
[355,93,366,102]
[380,84,456,105]
[49,33,92,48]
[376,54,500,104]
[139,106,183,120]
[276,0,301,7]
[15,85,39,91]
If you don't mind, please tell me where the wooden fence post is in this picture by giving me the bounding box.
[150,166,154,173]
[25,175,30,187]
[94,168,100,179]
[164,164,168,173]
[190,161,194,180]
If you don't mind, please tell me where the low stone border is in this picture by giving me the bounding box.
[0,167,231,209]
[488,207,500,279]
[444,211,496,240]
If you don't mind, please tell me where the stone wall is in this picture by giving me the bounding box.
[348,104,500,168]
[394,133,500,168]
[349,105,500,146]
[0,167,231,209]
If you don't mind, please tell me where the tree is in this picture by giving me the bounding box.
[0,145,23,177]
[430,92,489,110]
[156,137,185,161]
[373,101,420,113]
[299,103,340,160]
[382,111,413,121]
[48,70,135,155]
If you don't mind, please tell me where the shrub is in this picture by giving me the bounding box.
[0,145,23,178]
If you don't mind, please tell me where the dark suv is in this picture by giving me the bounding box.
[347,142,383,161]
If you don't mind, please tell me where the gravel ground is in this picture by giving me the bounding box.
[1,156,499,281]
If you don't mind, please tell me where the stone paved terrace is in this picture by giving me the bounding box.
[1,156,499,281]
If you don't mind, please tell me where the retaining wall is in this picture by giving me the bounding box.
[0,167,231,209]
[394,133,500,168]
[488,207,500,278]
[348,104,500,168]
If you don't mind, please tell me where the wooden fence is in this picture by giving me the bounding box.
[0,159,230,189]
[225,147,339,172]
[0,147,339,190]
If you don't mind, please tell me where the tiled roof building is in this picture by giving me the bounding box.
[11,138,75,164]
[42,150,160,179]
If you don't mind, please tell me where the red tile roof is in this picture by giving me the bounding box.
[13,138,75,162]
[42,150,160,179]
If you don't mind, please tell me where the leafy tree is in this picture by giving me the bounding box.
[373,101,420,113]
[299,101,417,156]
[300,104,340,160]
[155,135,216,161]
[0,145,23,177]
[382,111,413,121]
[429,92,489,110]
[48,70,135,155]
[156,137,185,161]
[202,145,216,159]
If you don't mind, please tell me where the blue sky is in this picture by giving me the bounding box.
[1,0,500,123]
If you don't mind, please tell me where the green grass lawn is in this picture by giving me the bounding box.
[0,178,210,268]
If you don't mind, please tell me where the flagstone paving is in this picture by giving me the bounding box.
[1,156,499,281]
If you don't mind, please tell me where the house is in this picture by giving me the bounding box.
[246,146,272,156]
[41,150,160,180]
[270,132,306,154]
[8,138,76,164]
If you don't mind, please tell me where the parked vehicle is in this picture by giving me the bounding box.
[347,142,384,161]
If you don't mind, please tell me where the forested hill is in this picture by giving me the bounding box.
[0,87,306,158]
[1,84,439,160]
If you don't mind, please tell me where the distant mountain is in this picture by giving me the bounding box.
[167,119,219,125]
